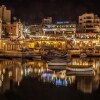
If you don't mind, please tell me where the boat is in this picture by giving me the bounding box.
[33,54,41,59]
[66,65,93,72]
[43,51,67,60]
[66,70,94,76]
[48,58,67,70]
[48,58,67,66]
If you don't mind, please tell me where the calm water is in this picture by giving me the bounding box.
[0,58,100,100]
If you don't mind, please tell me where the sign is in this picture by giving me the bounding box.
[56,21,69,24]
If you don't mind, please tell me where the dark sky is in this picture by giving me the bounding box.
[0,0,100,24]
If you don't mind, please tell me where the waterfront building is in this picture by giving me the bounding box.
[79,13,100,33]
[0,39,34,51]
[29,24,43,36]
[77,13,100,39]
[0,5,11,23]
[2,20,24,39]
[75,13,100,49]
[43,22,76,38]
[42,21,76,49]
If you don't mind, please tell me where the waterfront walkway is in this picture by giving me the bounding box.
[0,51,41,58]
[1,50,100,58]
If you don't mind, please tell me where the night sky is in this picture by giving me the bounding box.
[0,0,100,24]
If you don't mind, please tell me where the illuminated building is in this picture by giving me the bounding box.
[76,13,100,39]
[75,13,100,49]
[79,13,100,33]
[29,25,43,35]
[43,22,76,38]
[2,20,24,39]
[0,5,11,23]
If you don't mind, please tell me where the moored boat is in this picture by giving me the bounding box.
[66,65,93,72]
[66,70,94,76]
[48,58,67,70]
[48,58,67,66]
[43,51,67,60]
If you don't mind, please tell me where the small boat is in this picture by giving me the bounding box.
[66,70,94,76]
[43,51,67,60]
[48,58,67,66]
[66,65,93,72]
[48,58,67,70]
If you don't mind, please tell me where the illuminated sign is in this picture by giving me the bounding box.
[56,21,69,24]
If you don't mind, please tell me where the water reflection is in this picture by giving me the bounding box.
[76,74,100,93]
[0,58,100,94]
[41,71,75,87]
[0,59,47,93]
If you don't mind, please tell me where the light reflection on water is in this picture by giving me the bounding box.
[0,58,100,94]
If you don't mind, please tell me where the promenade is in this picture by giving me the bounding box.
[1,49,100,58]
[0,51,41,58]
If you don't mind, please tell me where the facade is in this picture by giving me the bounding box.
[43,22,76,38]
[29,25,43,35]
[79,13,100,33]
[74,13,100,49]
[0,5,11,23]
[0,39,66,51]
[2,20,24,39]
[77,13,100,39]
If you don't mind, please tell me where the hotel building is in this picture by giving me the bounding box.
[75,13,100,49]
[77,13,100,39]
[0,5,11,23]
